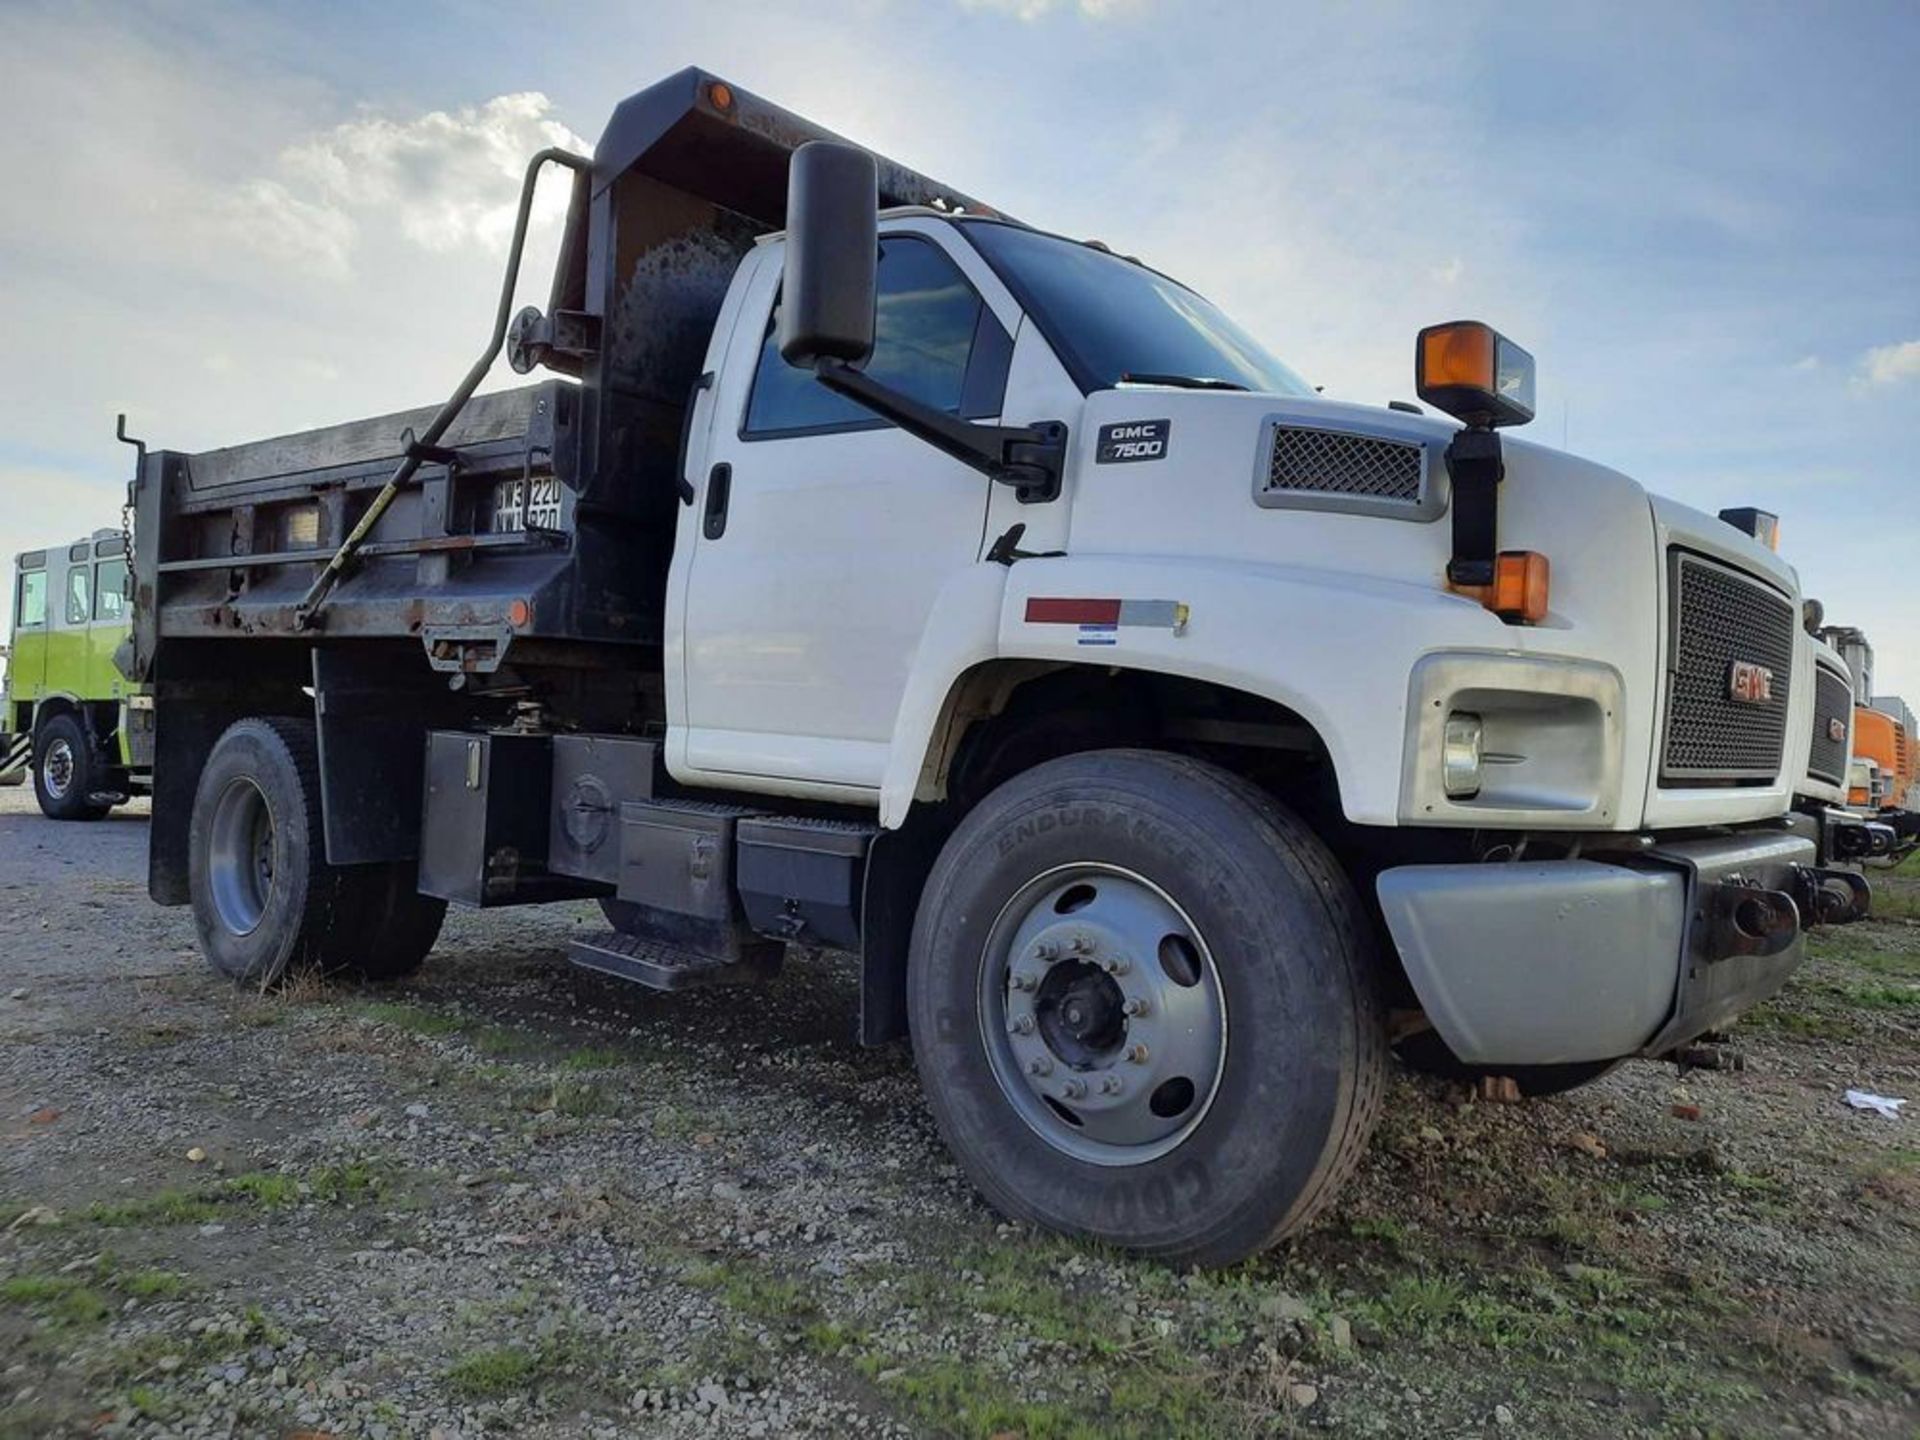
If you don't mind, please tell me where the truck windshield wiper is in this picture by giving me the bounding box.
[1118,372,1248,392]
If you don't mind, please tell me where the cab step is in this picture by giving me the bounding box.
[567,928,781,992]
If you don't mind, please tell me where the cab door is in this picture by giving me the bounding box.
[671,225,1018,795]
[7,556,50,707]
[87,546,130,702]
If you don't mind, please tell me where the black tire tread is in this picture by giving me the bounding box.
[913,747,1387,1263]
[1106,750,1386,1248]
[33,713,112,823]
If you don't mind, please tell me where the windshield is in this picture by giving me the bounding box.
[960,221,1314,397]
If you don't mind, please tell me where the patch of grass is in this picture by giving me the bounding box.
[1739,1004,1854,1041]
[445,1344,544,1397]
[543,1075,612,1118]
[224,1171,303,1209]
[357,1000,466,1037]
[560,1045,624,1071]
[0,1274,112,1329]
[83,1160,391,1227]
[471,1022,546,1060]
[1833,981,1920,1011]
[84,1188,222,1227]
[120,1269,189,1299]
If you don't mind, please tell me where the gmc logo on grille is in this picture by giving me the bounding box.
[1828,717,1848,743]
[1727,660,1774,706]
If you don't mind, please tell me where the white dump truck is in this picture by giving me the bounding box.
[123,69,1858,1264]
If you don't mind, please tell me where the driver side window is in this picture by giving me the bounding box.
[743,235,1012,438]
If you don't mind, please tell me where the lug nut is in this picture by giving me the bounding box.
[1125,1043,1150,1064]
[1100,1074,1124,1095]
[1121,996,1149,1017]
[1027,1056,1054,1077]
[1070,933,1094,955]
[1061,1078,1087,1100]
[1033,940,1060,962]
[1009,970,1038,992]
[1103,955,1131,976]
[1009,1014,1036,1036]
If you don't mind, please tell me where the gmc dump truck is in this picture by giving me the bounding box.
[3,528,152,817]
[123,69,1861,1264]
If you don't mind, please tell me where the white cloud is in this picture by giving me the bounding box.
[225,93,589,272]
[1856,338,1920,386]
[959,0,1144,19]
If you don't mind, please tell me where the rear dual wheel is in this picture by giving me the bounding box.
[188,717,444,986]
[909,750,1386,1267]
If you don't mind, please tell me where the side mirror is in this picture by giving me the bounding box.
[779,142,878,369]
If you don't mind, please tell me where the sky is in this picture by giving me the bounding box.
[1,0,1915,692]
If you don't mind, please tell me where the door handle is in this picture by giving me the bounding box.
[702,463,732,540]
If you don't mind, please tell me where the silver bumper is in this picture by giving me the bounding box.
[1377,830,1821,1066]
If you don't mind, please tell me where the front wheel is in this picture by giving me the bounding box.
[34,713,112,821]
[908,750,1385,1266]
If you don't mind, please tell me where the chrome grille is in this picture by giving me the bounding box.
[1264,426,1423,503]
[1660,552,1795,783]
[1807,664,1851,787]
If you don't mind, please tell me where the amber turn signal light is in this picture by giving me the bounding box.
[1491,550,1550,623]
[1451,550,1550,624]
[1416,320,1536,429]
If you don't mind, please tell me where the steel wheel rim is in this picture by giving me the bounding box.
[207,778,276,937]
[978,862,1227,1167]
[43,738,74,799]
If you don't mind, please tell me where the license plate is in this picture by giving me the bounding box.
[492,475,562,533]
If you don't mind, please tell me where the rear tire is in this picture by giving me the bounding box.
[188,717,356,986]
[907,749,1386,1266]
[33,713,112,822]
[336,862,446,981]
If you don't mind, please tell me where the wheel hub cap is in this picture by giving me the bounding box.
[43,739,73,798]
[207,778,276,937]
[980,865,1227,1167]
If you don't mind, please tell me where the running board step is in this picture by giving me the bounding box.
[567,929,781,992]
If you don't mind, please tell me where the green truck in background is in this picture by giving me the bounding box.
[1,529,152,818]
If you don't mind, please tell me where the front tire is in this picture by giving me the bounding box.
[188,717,357,986]
[33,713,112,821]
[907,750,1385,1266]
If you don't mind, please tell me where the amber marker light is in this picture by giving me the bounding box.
[1490,551,1550,623]
[507,598,532,629]
[1451,550,1550,624]
[708,81,735,113]
[1416,320,1536,429]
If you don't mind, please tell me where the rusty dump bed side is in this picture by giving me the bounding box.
[128,65,997,682]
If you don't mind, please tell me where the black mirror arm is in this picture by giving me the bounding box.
[814,360,1067,504]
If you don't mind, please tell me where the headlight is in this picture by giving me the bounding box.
[1442,712,1483,798]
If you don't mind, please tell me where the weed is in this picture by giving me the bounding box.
[445,1345,543,1397]
[358,1001,465,1037]
[560,1045,624,1071]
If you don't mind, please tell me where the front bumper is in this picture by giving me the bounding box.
[1376,829,1859,1066]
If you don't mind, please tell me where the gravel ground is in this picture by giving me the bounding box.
[1,783,1916,1438]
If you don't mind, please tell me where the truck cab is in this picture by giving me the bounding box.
[122,69,1864,1265]
[2,529,150,818]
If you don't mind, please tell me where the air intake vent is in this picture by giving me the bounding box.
[1264,426,1424,504]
